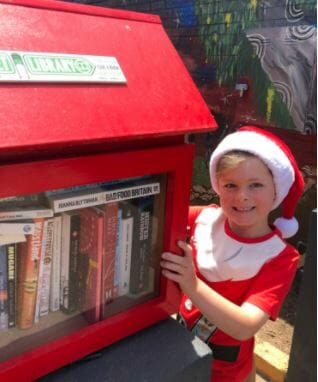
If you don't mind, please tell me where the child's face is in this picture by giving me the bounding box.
[217,156,276,237]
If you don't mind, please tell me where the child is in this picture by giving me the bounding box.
[161,126,304,382]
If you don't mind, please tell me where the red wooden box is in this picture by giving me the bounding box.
[0,1,217,380]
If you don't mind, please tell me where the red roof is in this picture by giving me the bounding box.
[0,0,217,155]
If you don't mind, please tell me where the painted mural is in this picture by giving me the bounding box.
[67,0,316,133]
[65,0,316,246]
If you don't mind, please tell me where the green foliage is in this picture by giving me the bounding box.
[195,0,298,130]
[196,0,259,86]
[192,157,211,188]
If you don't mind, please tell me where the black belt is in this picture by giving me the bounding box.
[177,313,240,362]
[208,343,240,363]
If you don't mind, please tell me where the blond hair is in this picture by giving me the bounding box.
[216,150,272,179]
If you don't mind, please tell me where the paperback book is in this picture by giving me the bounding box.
[118,202,134,297]
[0,245,8,330]
[129,196,154,295]
[79,207,104,323]
[6,243,17,328]
[17,218,45,330]
[50,215,62,312]
[48,181,160,213]
[60,211,81,314]
[35,218,54,322]
[100,202,118,316]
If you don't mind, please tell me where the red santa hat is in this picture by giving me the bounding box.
[209,125,305,238]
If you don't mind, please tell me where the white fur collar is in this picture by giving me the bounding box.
[193,207,286,282]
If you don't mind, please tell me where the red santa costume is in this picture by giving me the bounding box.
[178,126,304,381]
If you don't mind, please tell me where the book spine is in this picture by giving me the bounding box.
[102,202,118,311]
[129,196,154,295]
[38,219,54,318]
[67,214,81,314]
[0,194,41,204]
[17,218,44,330]
[51,182,160,213]
[34,220,48,323]
[118,204,133,296]
[0,234,27,246]
[113,208,123,299]
[0,245,8,330]
[60,214,71,311]
[104,182,160,204]
[0,222,35,235]
[51,191,105,213]
[79,208,103,323]
[0,209,53,221]
[44,176,151,197]
[6,243,17,328]
[50,215,62,312]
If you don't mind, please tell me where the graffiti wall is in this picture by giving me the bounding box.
[66,0,316,244]
[73,0,316,135]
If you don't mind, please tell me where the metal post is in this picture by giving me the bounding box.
[286,210,317,381]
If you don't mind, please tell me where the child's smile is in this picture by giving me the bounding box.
[217,156,276,237]
[232,206,255,212]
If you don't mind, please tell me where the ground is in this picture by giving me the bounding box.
[256,269,301,354]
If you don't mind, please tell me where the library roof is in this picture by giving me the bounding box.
[0,0,217,156]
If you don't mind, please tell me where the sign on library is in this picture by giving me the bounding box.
[0,51,127,83]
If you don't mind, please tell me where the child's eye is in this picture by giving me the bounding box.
[250,183,264,188]
[223,183,236,189]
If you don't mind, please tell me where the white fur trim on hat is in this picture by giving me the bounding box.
[274,217,299,238]
[210,130,295,209]
[209,126,304,238]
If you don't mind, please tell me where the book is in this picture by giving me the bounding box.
[60,211,81,314]
[50,215,62,312]
[0,193,45,206]
[44,175,152,197]
[129,196,154,295]
[0,221,35,235]
[6,243,17,328]
[17,218,44,330]
[118,203,134,296]
[0,205,53,221]
[100,202,118,316]
[35,218,54,322]
[79,207,104,323]
[67,213,81,314]
[48,181,160,213]
[0,245,8,330]
[113,208,123,300]
[0,234,27,246]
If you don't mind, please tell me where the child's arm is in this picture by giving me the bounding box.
[161,241,269,341]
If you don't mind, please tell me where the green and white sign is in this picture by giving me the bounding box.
[0,51,127,83]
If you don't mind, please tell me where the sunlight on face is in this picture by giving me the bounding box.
[217,156,276,237]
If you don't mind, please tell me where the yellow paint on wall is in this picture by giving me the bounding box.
[224,13,232,26]
[250,0,258,10]
[266,87,275,122]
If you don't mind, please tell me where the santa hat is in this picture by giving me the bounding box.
[209,126,305,238]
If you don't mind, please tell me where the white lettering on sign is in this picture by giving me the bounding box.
[0,50,127,83]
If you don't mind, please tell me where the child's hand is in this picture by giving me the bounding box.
[161,241,197,295]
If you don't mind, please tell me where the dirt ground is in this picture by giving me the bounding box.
[255,269,302,354]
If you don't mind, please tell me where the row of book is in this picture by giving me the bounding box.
[0,178,161,331]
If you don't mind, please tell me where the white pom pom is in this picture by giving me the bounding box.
[274,217,299,239]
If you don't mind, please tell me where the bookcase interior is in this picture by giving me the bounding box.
[0,173,167,363]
